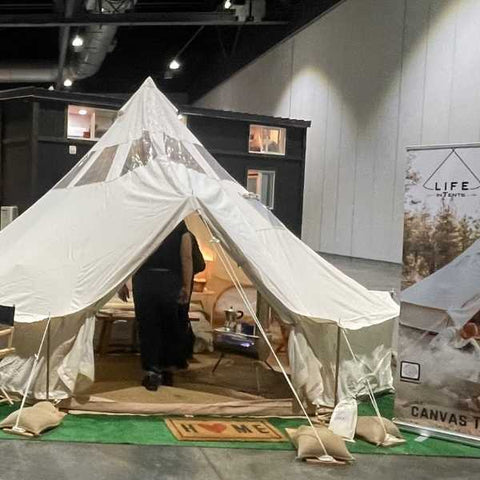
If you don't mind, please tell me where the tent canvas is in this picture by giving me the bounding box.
[0,78,398,408]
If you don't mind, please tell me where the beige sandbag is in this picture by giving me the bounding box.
[355,416,405,446]
[0,401,66,436]
[286,425,354,462]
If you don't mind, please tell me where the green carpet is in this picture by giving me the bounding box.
[1,395,480,457]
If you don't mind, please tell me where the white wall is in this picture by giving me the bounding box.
[195,0,480,263]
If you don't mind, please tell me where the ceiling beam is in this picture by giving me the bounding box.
[0,12,288,27]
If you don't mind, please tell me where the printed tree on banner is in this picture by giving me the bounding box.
[432,204,463,270]
[402,209,433,287]
[458,215,479,251]
[471,218,480,243]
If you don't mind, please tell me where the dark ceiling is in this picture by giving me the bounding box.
[0,0,342,102]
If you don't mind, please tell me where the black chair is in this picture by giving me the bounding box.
[0,305,15,404]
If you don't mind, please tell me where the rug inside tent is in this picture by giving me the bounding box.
[58,353,295,416]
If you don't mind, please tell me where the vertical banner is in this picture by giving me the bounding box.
[395,144,480,444]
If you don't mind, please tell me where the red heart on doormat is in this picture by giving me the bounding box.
[199,423,227,434]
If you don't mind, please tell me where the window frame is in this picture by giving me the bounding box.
[67,105,117,142]
[246,168,276,210]
[248,124,286,156]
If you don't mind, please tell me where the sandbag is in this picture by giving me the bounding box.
[355,416,405,446]
[286,425,354,462]
[0,401,66,436]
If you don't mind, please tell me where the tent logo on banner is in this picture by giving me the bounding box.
[423,150,480,198]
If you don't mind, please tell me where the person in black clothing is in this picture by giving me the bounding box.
[178,231,206,360]
[119,221,193,390]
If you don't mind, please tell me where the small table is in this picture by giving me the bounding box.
[191,289,216,325]
[211,327,274,374]
[96,305,137,355]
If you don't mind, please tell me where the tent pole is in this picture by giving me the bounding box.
[8,314,51,435]
[46,319,50,401]
[334,324,341,407]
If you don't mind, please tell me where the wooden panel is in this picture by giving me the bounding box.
[198,40,294,119]
[289,14,334,250]
[38,101,67,138]
[2,142,32,213]
[392,0,431,262]
[35,141,91,199]
[2,100,32,140]
[1,100,33,212]
[420,0,458,144]
[447,0,480,142]
[188,116,249,154]
[341,0,404,260]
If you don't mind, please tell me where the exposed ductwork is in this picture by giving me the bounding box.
[0,61,58,83]
[64,0,133,81]
[0,0,133,84]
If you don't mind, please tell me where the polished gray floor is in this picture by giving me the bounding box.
[1,440,479,480]
[1,255,479,480]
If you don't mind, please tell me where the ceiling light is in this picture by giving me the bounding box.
[224,0,232,8]
[48,85,54,91]
[177,114,183,120]
[72,35,84,48]
[63,78,73,87]
[78,109,88,115]
[169,59,180,70]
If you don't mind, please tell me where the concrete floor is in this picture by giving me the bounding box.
[2,439,480,480]
[1,254,480,480]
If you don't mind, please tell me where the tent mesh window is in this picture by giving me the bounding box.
[75,145,119,186]
[55,150,95,189]
[120,131,157,176]
[162,134,204,174]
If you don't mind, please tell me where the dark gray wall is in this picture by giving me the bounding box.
[0,100,34,213]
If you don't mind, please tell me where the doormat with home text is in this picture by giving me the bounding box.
[165,418,286,442]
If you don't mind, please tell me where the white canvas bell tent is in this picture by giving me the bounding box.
[401,238,480,333]
[0,78,398,407]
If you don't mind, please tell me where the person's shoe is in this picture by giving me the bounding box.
[142,372,160,391]
[161,370,174,387]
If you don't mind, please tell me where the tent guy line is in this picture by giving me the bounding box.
[198,209,335,462]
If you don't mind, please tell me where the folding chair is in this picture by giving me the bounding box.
[0,305,15,405]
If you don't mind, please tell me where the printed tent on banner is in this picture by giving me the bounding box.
[401,237,480,334]
[0,78,399,407]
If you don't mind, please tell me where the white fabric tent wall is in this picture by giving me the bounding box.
[290,314,395,408]
[0,78,398,402]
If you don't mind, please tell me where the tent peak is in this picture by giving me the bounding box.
[141,76,157,89]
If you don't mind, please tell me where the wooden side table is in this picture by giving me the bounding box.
[96,309,137,355]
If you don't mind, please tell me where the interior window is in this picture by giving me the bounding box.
[247,169,276,209]
[67,105,116,141]
[248,125,286,156]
